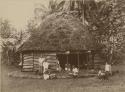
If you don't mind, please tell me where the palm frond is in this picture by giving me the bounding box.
[56,0,65,11]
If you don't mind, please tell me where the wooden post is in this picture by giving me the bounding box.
[66,51,70,65]
[92,53,95,69]
[21,52,24,72]
[87,52,89,70]
[67,55,68,65]
[77,52,80,69]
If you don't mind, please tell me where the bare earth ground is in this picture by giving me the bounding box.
[1,63,125,92]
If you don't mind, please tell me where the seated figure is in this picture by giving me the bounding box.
[43,71,50,80]
[98,69,108,80]
[72,66,79,78]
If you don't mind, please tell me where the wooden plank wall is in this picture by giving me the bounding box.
[21,53,34,72]
[21,52,57,72]
[21,52,43,72]
[33,53,41,71]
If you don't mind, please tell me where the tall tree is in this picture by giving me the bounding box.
[0,19,15,64]
[0,19,11,38]
[65,0,125,63]
[0,18,25,64]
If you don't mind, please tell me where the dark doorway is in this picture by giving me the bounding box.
[57,52,88,69]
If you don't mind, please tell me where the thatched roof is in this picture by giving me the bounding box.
[19,12,88,52]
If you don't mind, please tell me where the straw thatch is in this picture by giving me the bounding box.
[19,12,87,52]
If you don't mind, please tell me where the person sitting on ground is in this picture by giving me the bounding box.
[65,64,71,72]
[98,69,108,80]
[72,66,79,78]
[43,71,50,80]
[43,70,57,80]
[65,64,68,71]
[49,73,57,79]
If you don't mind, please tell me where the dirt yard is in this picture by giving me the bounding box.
[1,64,125,92]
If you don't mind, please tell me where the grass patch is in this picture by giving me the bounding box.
[1,64,125,92]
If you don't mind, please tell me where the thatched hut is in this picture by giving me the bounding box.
[18,12,96,72]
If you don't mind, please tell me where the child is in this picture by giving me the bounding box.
[72,66,79,78]
[65,64,71,72]
[43,71,57,80]
[43,71,50,80]
[98,69,108,80]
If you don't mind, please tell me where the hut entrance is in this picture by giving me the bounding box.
[57,51,94,70]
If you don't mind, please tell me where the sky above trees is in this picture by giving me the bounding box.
[0,0,49,30]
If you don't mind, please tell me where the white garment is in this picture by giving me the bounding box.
[98,70,105,76]
[43,74,49,80]
[39,58,45,66]
[73,68,79,73]
[65,67,68,71]
[43,62,49,73]
[72,68,79,75]
[105,63,111,73]
[65,67,70,71]
[43,62,49,69]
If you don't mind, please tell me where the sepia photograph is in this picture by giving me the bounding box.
[0,0,125,92]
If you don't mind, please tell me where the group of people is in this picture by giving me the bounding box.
[97,62,112,80]
[64,62,112,80]
[65,64,79,78]
[38,55,112,80]
[38,56,79,80]
[38,56,61,80]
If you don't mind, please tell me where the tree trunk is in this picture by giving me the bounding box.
[7,50,10,65]
[109,48,113,64]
